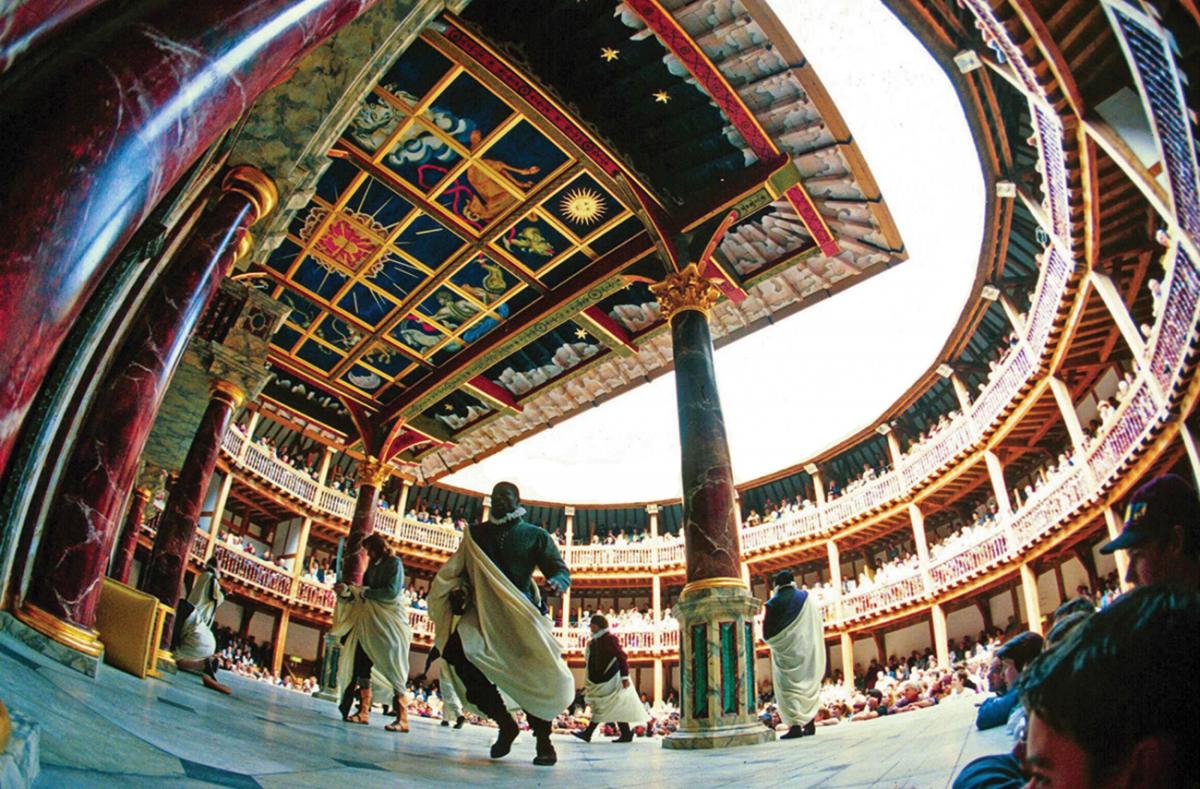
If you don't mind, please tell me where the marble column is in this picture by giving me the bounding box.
[0,0,381,484]
[651,264,772,749]
[109,487,153,585]
[651,264,741,586]
[140,380,246,624]
[342,460,388,584]
[19,167,275,655]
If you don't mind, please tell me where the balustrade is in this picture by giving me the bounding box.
[211,543,292,597]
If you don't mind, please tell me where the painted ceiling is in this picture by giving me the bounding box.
[247,0,905,471]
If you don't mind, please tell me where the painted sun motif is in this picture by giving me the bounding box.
[574,327,589,340]
[560,187,607,225]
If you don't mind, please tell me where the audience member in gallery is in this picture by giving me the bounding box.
[974,631,1043,731]
[572,614,645,744]
[1099,473,1200,591]
[762,569,825,739]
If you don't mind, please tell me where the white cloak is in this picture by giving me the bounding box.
[765,596,825,728]
[584,639,648,724]
[175,570,223,660]
[428,528,574,722]
[331,584,412,698]
[439,669,463,720]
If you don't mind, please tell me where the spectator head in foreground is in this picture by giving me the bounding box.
[1017,586,1199,789]
[1100,474,1200,589]
[773,569,794,588]
[995,631,1043,687]
[1051,595,1095,622]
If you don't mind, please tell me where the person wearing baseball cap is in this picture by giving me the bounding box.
[1100,474,1200,590]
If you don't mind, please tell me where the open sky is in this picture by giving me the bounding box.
[441,0,985,503]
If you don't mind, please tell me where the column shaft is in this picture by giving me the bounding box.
[141,382,244,616]
[109,488,152,585]
[984,451,1012,517]
[1103,506,1133,590]
[272,609,290,677]
[670,306,741,585]
[653,657,664,707]
[839,632,854,689]
[1048,377,1087,455]
[909,503,933,593]
[1019,563,1043,634]
[930,603,949,667]
[343,461,386,584]
[22,168,272,642]
[204,472,235,562]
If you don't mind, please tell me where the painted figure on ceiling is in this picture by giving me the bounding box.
[462,129,540,225]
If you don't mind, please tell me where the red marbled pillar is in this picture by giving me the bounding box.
[140,381,243,622]
[109,487,152,585]
[0,0,381,484]
[0,0,106,72]
[652,265,742,586]
[20,167,275,643]
[342,462,387,585]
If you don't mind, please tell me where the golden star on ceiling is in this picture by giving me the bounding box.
[444,403,455,411]
[653,89,671,104]
[574,328,589,340]
[601,47,620,62]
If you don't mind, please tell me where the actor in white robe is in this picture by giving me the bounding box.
[428,482,573,766]
[763,570,825,739]
[173,560,232,695]
[573,615,647,743]
[332,535,412,731]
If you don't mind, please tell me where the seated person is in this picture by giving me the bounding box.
[975,631,1042,730]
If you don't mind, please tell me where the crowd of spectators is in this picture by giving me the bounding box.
[218,529,293,573]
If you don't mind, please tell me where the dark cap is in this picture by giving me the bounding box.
[996,631,1044,672]
[773,569,795,587]
[1099,474,1200,555]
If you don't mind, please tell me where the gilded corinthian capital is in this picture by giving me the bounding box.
[649,263,722,321]
[357,457,391,488]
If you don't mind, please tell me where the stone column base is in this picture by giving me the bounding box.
[0,611,102,678]
[663,584,775,750]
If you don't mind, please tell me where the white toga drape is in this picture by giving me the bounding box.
[583,638,648,724]
[330,585,412,698]
[766,597,825,728]
[428,528,574,722]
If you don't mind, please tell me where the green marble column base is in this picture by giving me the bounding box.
[314,633,342,701]
[663,586,776,750]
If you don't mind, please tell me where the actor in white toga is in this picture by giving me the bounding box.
[763,569,825,739]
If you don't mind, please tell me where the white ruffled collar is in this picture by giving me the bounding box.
[488,506,527,526]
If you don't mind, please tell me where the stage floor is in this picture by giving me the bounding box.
[0,631,1010,788]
